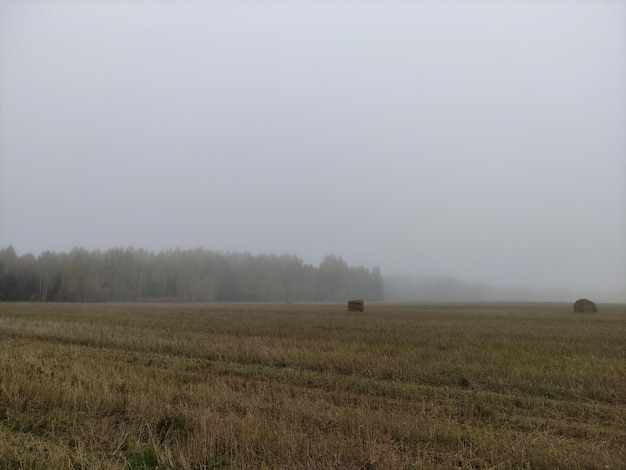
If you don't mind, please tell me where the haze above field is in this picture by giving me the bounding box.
[1,1,624,295]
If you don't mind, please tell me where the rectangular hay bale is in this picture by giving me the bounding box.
[347,300,364,312]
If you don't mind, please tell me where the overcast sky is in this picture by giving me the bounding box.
[1,0,624,292]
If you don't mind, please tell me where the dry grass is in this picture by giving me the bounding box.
[0,302,625,469]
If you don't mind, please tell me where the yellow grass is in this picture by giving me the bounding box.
[0,302,625,469]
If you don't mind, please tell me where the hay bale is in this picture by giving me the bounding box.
[348,300,364,312]
[573,298,597,313]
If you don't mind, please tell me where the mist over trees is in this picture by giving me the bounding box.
[3,246,622,303]
[0,246,383,303]
[382,274,625,303]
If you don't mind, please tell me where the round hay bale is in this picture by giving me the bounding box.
[573,298,597,313]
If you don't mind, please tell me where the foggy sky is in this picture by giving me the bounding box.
[1,1,625,294]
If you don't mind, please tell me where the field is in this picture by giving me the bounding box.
[0,302,625,469]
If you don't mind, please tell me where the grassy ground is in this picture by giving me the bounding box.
[0,302,624,469]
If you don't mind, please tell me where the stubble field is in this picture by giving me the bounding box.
[0,302,624,469]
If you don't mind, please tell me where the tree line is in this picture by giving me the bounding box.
[383,274,578,302]
[0,246,384,303]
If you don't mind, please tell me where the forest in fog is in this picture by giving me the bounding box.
[1,246,622,303]
[0,246,383,302]
[382,274,579,303]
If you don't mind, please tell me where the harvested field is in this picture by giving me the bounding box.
[0,302,625,469]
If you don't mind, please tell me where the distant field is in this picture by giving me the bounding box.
[0,302,624,469]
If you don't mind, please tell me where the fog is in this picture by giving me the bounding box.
[1,1,625,299]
